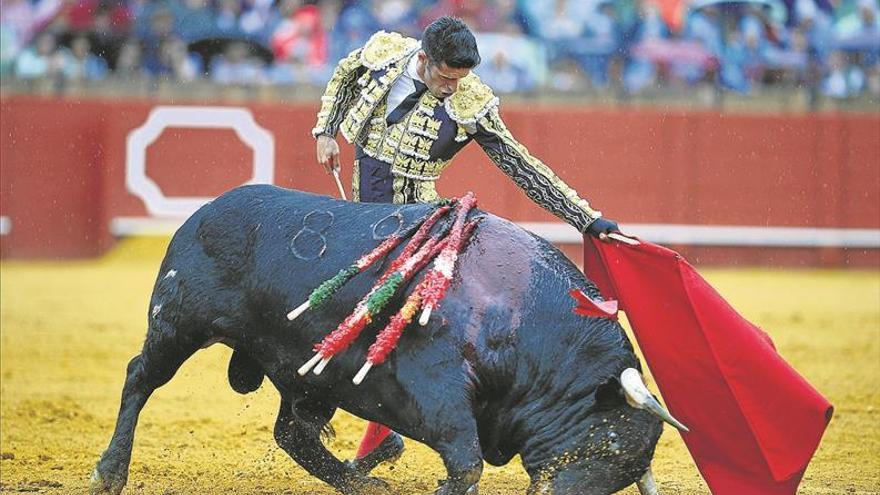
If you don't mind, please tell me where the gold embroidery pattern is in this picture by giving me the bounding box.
[408,110,442,140]
[352,159,361,202]
[445,73,499,126]
[392,175,441,204]
[477,107,601,232]
[312,47,364,138]
[340,62,409,143]
[356,91,450,181]
[392,155,451,180]
[360,31,420,70]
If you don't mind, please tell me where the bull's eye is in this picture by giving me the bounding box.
[607,431,621,451]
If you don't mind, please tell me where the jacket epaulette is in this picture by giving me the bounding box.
[360,31,421,71]
[445,73,499,126]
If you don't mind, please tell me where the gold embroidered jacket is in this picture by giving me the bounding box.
[313,30,602,232]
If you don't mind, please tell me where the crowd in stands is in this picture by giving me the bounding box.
[1,0,878,100]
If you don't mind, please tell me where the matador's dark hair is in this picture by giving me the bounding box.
[422,16,481,69]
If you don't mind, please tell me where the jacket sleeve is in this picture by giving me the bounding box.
[311,47,367,138]
[472,106,602,233]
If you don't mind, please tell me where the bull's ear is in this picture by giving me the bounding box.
[594,377,624,410]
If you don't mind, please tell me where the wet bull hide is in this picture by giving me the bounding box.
[91,185,665,495]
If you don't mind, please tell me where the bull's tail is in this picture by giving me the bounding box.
[227,349,265,394]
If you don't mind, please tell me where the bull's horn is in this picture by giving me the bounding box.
[620,368,689,432]
[636,468,660,495]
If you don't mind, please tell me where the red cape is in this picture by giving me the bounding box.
[583,237,832,495]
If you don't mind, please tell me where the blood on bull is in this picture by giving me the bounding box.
[90,185,686,495]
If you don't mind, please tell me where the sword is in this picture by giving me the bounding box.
[605,232,640,246]
[332,166,347,200]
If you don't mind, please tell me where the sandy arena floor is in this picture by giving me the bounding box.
[1,238,878,495]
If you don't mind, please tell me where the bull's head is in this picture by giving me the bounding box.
[530,368,687,495]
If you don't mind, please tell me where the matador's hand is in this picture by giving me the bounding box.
[316,134,341,174]
[586,217,620,241]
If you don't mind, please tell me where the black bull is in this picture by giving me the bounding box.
[91,185,663,495]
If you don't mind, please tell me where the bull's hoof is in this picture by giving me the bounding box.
[340,475,390,495]
[346,432,405,475]
[89,466,126,495]
[435,481,479,495]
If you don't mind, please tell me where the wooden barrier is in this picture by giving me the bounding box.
[1,94,877,265]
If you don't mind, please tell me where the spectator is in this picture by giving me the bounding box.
[522,0,619,87]
[14,31,66,80]
[483,0,527,34]
[424,0,520,34]
[0,0,867,98]
[52,0,99,33]
[214,0,244,37]
[521,0,591,41]
[721,23,761,92]
[171,0,214,42]
[795,0,833,61]
[65,33,108,80]
[739,10,769,80]
[113,37,148,79]
[624,0,671,93]
[90,3,131,70]
[679,6,724,84]
[1,0,33,77]
[440,0,525,34]
[372,0,419,36]
[1,0,37,52]
[156,35,200,81]
[822,50,865,96]
[140,7,175,75]
[330,1,380,61]
[271,0,327,68]
[417,0,458,30]
[211,40,265,85]
[239,0,278,43]
[477,48,535,93]
[581,1,619,86]
[833,0,880,38]
[0,21,19,77]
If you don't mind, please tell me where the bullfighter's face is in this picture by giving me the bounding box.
[537,407,663,495]
[417,50,470,100]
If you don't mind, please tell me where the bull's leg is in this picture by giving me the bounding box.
[274,397,388,495]
[432,419,483,495]
[90,323,205,495]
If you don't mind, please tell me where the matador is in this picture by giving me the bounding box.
[311,15,620,480]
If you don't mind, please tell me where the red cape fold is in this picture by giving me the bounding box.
[570,288,619,320]
[583,237,832,495]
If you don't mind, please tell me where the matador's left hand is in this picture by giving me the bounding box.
[586,217,620,241]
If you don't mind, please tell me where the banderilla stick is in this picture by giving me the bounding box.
[287,204,452,321]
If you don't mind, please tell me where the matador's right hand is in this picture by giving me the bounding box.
[316,134,341,174]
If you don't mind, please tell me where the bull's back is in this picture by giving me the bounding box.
[160,185,597,382]
[184,184,560,308]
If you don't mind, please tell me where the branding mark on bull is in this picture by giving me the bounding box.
[291,210,334,260]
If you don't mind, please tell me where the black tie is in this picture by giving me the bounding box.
[387,81,428,125]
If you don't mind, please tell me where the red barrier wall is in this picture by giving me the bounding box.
[1,95,878,264]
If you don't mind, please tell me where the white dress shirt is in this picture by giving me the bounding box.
[385,50,424,118]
